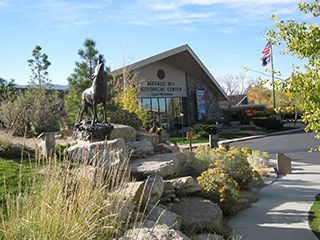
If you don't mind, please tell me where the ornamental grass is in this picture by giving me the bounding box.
[0,149,133,240]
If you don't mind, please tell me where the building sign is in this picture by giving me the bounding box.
[140,80,187,97]
[196,89,206,121]
[138,63,187,98]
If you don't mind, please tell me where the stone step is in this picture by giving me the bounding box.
[129,153,184,180]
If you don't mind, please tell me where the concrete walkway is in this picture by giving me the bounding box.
[229,133,320,240]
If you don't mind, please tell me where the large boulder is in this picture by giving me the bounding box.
[111,124,137,142]
[154,143,172,154]
[67,139,127,171]
[169,197,223,233]
[120,176,164,204]
[118,224,190,240]
[129,153,184,180]
[137,131,159,146]
[128,140,154,159]
[164,176,202,196]
[147,204,181,230]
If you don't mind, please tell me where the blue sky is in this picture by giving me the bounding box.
[0,0,311,86]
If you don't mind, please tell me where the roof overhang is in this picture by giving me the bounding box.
[112,44,227,101]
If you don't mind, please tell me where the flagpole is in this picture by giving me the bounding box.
[271,44,276,109]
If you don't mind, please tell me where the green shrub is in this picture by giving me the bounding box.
[247,150,269,169]
[197,168,240,215]
[213,147,255,190]
[109,108,142,129]
[193,146,228,174]
[0,88,64,136]
[192,123,217,138]
[0,140,34,160]
[252,117,283,130]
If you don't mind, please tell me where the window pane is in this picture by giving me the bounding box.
[151,98,159,116]
[158,98,167,128]
[142,98,151,111]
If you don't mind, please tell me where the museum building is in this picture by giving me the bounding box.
[113,44,227,130]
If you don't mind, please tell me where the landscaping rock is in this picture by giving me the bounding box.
[193,233,224,240]
[119,224,190,240]
[165,176,201,196]
[74,122,114,142]
[137,131,159,146]
[144,176,164,203]
[129,153,184,180]
[128,140,154,159]
[147,204,181,230]
[154,143,172,154]
[120,176,163,204]
[67,138,127,171]
[169,197,223,232]
[111,124,137,142]
[130,219,157,229]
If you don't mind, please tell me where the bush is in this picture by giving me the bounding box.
[0,140,34,160]
[109,108,142,130]
[193,146,228,174]
[247,150,269,169]
[0,88,64,136]
[197,168,240,215]
[213,147,256,190]
[192,123,217,138]
[252,117,283,130]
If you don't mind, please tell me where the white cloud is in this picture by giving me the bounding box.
[223,51,237,63]
[0,0,302,31]
[128,0,301,27]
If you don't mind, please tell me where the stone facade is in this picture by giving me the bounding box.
[186,74,221,125]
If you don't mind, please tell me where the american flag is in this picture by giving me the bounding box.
[261,42,272,66]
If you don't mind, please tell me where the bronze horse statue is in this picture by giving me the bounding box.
[78,60,107,124]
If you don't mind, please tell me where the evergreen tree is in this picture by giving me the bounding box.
[65,39,113,125]
[0,77,15,103]
[27,45,51,86]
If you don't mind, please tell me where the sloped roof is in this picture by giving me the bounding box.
[219,94,265,110]
[112,44,227,100]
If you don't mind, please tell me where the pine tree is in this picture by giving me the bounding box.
[65,39,113,125]
[27,45,51,86]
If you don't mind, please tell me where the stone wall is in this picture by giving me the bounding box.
[186,74,221,125]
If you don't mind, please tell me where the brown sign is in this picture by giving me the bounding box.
[186,131,193,140]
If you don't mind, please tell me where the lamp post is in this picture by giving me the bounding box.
[180,111,184,143]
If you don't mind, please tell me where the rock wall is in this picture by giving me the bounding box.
[186,74,221,124]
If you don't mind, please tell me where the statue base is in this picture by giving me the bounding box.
[74,120,114,142]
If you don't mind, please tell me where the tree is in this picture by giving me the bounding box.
[248,84,299,118]
[27,45,51,86]
[247,84,272,107]
[113,67,147,127]
[0,77,15,103]
[219,73,256,95]
[65,39,113,125]
[267,0,320,141]
[0,47,64,136]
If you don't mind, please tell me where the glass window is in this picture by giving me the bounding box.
[158,98,167,128]
[141,98,151,111]
[151,98,159,116]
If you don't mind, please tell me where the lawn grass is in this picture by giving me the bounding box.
[309,193,320,239]
[168,133,252,144]
[0,157,35,199]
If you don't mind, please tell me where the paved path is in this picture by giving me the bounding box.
[229,132,320,240]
